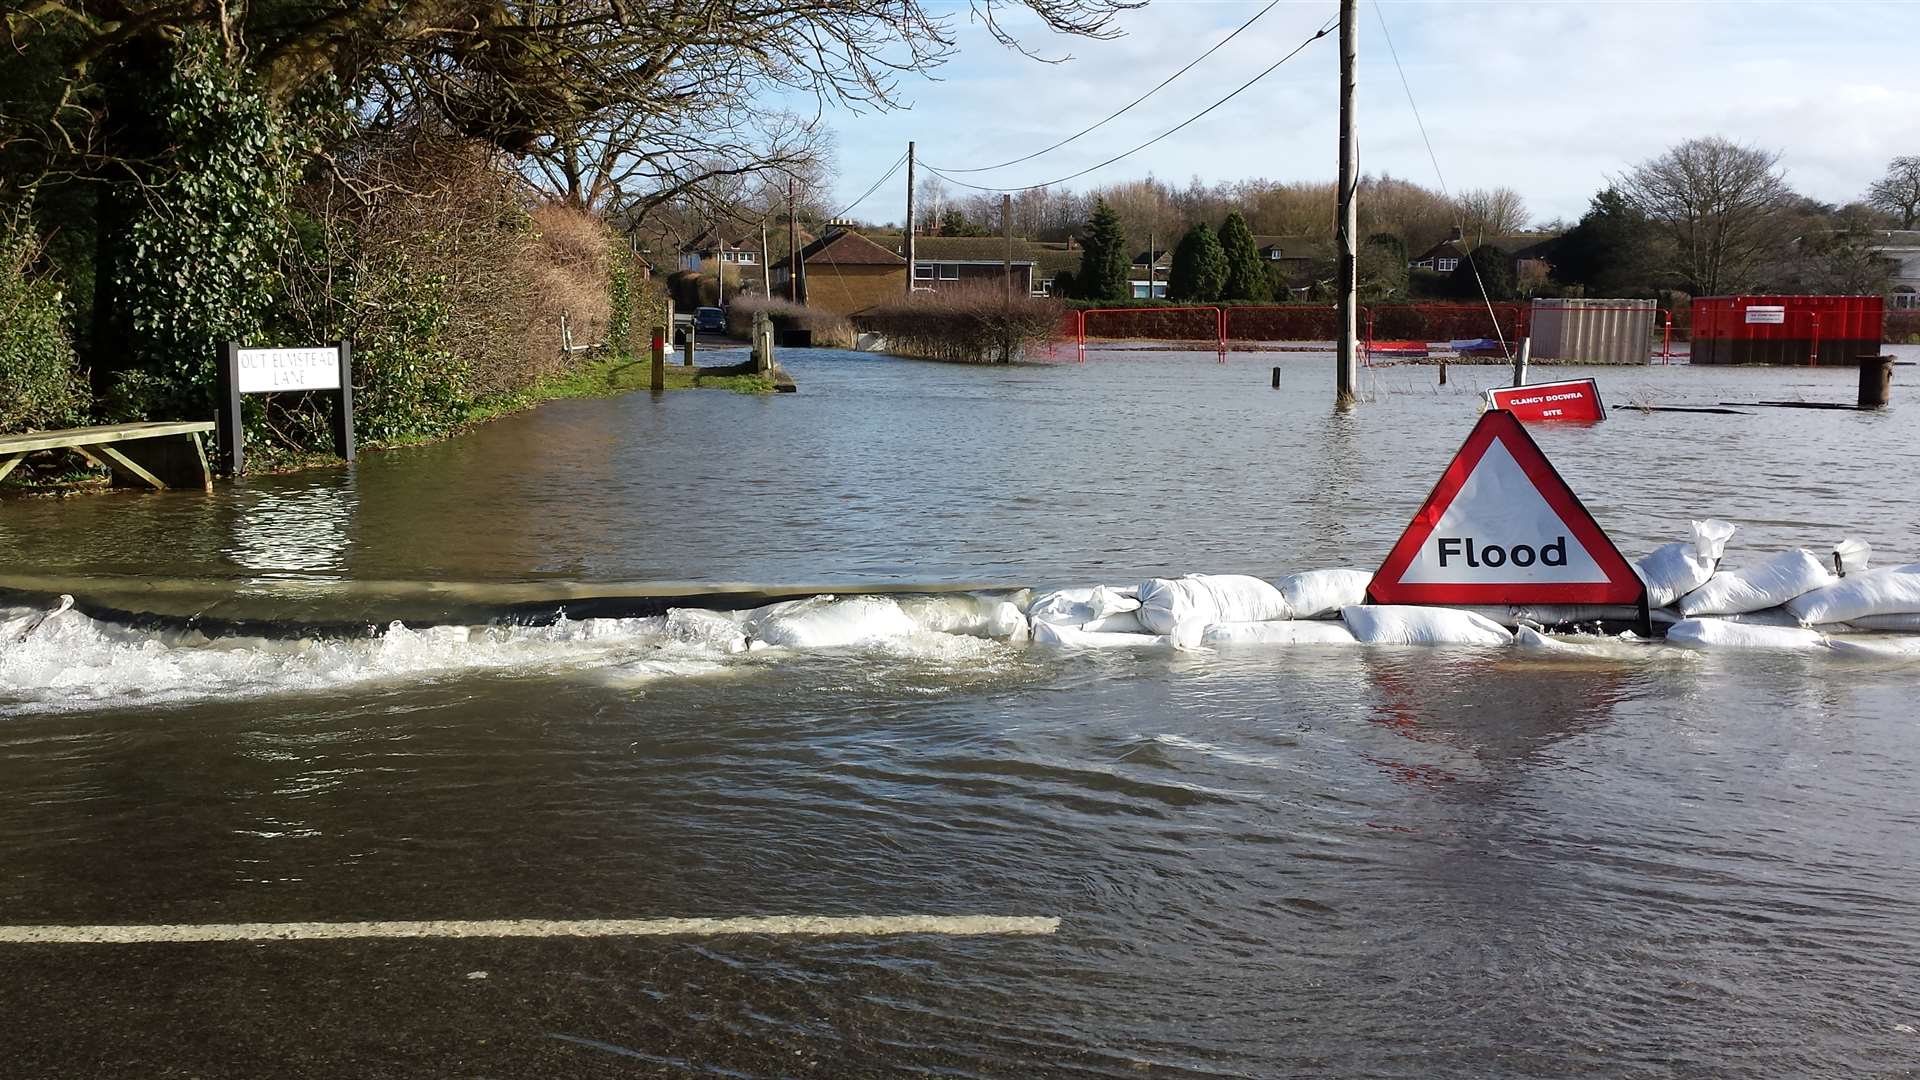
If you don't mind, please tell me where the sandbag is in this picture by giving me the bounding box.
[1674,549,1835,617]
[1028,586,1140,627]
[898,594,1028,639]
[1201,620,1359,646]
[1081,611,1149,634]
[1340,605,1513,646]
[1136,575,1292,635]
[1031,621,1172,649]
[1846,613,1920,632]
[1277,569,1372,620]
[1784,565,1920,626]
[751,595,918,647]
[1635,519,1736,609]
[1832,538,1872,577]
[1665,618,1827,651]
[1826,635,1920,659]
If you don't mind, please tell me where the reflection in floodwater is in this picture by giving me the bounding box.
[222,482,357,574]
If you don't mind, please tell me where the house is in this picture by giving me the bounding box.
[901,236,1040,296]
[678,226,766,272]
[1127,248,1171,300]
[768,228,906,317]
[1410,228,1557,279]
[1866,230,1920,309]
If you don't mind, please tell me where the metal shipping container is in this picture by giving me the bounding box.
[1690,295,1883,366]
[1528,298,1657,365]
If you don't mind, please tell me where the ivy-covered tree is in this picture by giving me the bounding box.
[1076,198,1130,302]
[1168,222,1226,302]
[1217,211,1265,301]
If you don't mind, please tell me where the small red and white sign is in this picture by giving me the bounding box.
[1485,378,1606,423]
[1368,410,1645,607]
[1744,305,1786,324]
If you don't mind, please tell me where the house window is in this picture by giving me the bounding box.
[1131,282,1150,299]
[914,264,934,279]
[1268,249,1282,260]
[737,251,755,264]
[1435,257,1459,272]
[939,264,959,280]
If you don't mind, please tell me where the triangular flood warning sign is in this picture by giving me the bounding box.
[1368,409,1646,606]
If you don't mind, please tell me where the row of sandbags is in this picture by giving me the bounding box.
[1633,519,1920,628]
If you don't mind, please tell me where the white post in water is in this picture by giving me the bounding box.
[1335,0,1360,406]
[1513,336,1531,386]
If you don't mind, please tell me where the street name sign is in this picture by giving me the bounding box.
[1367,409,1645,607]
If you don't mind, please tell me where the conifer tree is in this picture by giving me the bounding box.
[1168,222,1227,302]
[1077,199,1130,302]
[1218,210,1266,301]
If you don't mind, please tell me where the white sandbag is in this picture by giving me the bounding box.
[1674,549,1836,617]
[1832,538,1872,576]
[1665,618,1827,651]
[1081,611,1149,634]
[1277,569,1372,620]
[1340,605,1513,646]
[1030,621,1172,649]
[898,594,1028,639]
[1712,606,1807,628]
[1505,604,1679,628]
[1027,585,1140,627]
[1136,575,1292,635]
[1825,635,1920,659]
[1201,620,1359,646]
[1635,519,1736,608]
[750,595,918,648]
[1846,613,1920,632]
[1784,564,1920,626]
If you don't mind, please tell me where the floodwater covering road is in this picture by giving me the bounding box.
[1,347,1918,1077]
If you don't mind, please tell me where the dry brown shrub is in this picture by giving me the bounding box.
[859,285,1063,362]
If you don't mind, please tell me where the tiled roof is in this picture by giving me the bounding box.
[770,228,904,270]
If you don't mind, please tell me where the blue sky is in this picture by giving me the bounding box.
[810,0,1920,226]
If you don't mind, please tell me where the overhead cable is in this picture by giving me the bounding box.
[920,13,1338,195]
[926,0,1290,174]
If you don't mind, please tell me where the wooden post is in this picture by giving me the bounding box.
[1860,354,1894,408]
[1003,192,1014,304]
[1271,366,1281,389]
[216,340,244,476]
[331,340,355,463]
[753,311,775,376]
[1439,358,1448,385]
[1513,336,1530,386]
[1334,0,1359,406]
[683,330,696,366]
[650,326,666,394]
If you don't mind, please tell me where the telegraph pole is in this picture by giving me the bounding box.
[1002,193,1014,303]
[905,141,917,295]
[1335,0,1359,406]
[788,177,799,303]
[760,222,771,296]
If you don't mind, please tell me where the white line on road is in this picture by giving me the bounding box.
[0,915,1060,945]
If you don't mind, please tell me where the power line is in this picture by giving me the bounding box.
[921,13,1338,195]
[824,151,909,222]
[927,0,1288,175]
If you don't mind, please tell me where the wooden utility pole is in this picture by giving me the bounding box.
[1335,0,1359,406]
[905,141,917,295]
[1002,193,1014,303]
[788,177,799,303]
[760,223,771,296]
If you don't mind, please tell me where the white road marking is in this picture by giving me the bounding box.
[0,915,1060,945]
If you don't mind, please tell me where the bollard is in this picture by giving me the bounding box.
[1859,354,1894,408]
[650,326,665,394]
[683,330,695,367]
[1512,336,1530,387]
[753,312,775,376]
[1439,359,1448,386]
[1271,366,1281,389]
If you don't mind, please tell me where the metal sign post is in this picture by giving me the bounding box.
[216,341,355,476]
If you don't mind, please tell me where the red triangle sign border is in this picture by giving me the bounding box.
[1367,410,1647,607]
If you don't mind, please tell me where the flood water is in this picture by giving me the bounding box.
[2,347,1918,1077]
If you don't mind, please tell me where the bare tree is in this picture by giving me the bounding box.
[1616,137,1795,295]
[1867,156,1920,229]
[1453,187,1529,243]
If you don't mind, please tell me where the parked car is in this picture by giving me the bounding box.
[695,307,727,333]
